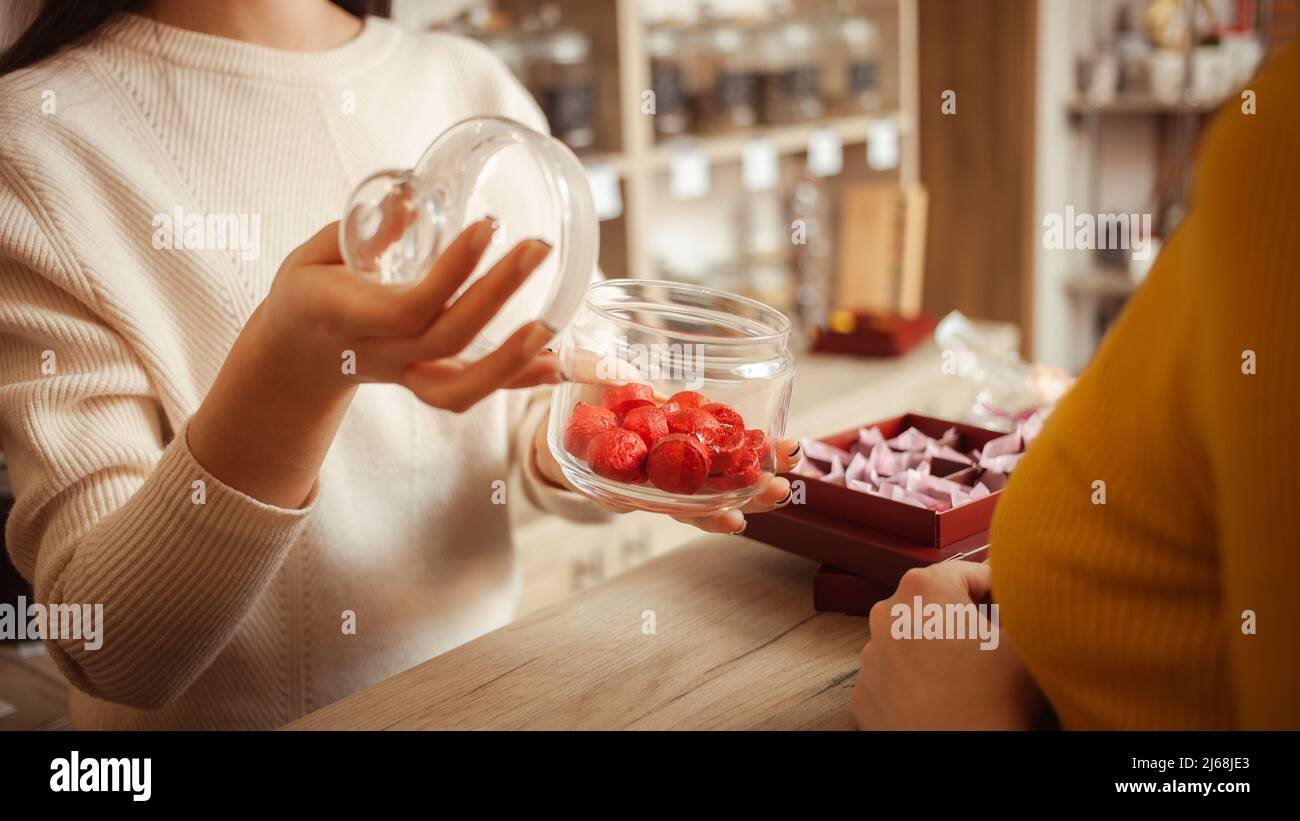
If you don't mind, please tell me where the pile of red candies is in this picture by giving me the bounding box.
[563,384,769,495]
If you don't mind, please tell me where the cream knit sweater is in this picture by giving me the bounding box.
[0,13,603,729]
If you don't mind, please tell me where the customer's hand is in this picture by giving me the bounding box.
[851,561,1048,730]
[259,217,561,412]
[530,410,801,533]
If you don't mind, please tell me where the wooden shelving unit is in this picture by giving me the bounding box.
[504,0,921,282]
[1065,94,1230,116]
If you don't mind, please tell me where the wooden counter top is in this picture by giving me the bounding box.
[288,537,866,730]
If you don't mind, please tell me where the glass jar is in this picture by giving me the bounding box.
[548,280,795,515]
[530,27,597,151]
[340,117,598,362]
[760,21,826,124]
[647,27,692,138]
[697,23,760,133]
[837,17,882,114]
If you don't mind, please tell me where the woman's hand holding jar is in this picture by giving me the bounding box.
[188,218,559,510]
[529,280,802,535]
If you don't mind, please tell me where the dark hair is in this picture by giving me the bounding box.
[0,0,392,76]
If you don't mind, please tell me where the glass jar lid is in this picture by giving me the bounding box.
[340,117,599,361]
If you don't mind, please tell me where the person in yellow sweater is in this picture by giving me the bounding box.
[852,42,1299,730]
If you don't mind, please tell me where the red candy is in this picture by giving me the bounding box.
[707,448,761,490]
[616,399,655,420]
[647,434,712,495]
[586,428,648,483]
[602,383,655,416]
[709,428,748,472]
[702,402,744,430]
[572,389,769,497]
[667,391,709,410]
[710,427,770,475]
[572,400,609,419]
[622,405,669,449]
[564,403,617,457]
[667,408,723,445]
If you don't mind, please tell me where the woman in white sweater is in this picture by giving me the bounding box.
[0,0,796,729]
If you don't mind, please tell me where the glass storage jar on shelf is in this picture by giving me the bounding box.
[647,27,693,138]
[697,23,761,133]
[759,21,826,124]
[548,280,795,515]
[836,16,883,115]
[339,116,597,360]
[530,27,597,152]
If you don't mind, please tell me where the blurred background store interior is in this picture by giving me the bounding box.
[5,0,1286,368]
[394,0,1291,373]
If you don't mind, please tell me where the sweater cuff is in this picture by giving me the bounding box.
[50,418,320,706]
[175,416,321,524]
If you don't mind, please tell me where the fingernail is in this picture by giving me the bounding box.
[518,239,552,272]
[730,519,748,536]
[776,486,793,507]
[788,443,802,460]
[471,219,494,252]
[524,322,555,351]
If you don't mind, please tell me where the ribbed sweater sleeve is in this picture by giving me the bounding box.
[0,184,317,710]
[1185,47,1300,728]
[990,43,1299,728]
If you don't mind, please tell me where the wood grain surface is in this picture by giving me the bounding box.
[288,537,869,730]
[918,0,1038,357]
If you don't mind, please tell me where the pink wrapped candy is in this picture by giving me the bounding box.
[794,420,1038,509]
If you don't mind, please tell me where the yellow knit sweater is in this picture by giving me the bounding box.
[991,44,1299,729]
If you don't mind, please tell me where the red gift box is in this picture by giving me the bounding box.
[747,414,1003,590]
[813,565,892,616]
[811,313,937,358]
[794,414,1006,548]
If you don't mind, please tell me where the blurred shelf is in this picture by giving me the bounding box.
[509,0,920,279]
[646,113,898,169]
[580,151,633,177]
[617,0,918,278]
[1066,95,1229,117]
[580,113,904,179]
[1064,268,1140,298]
